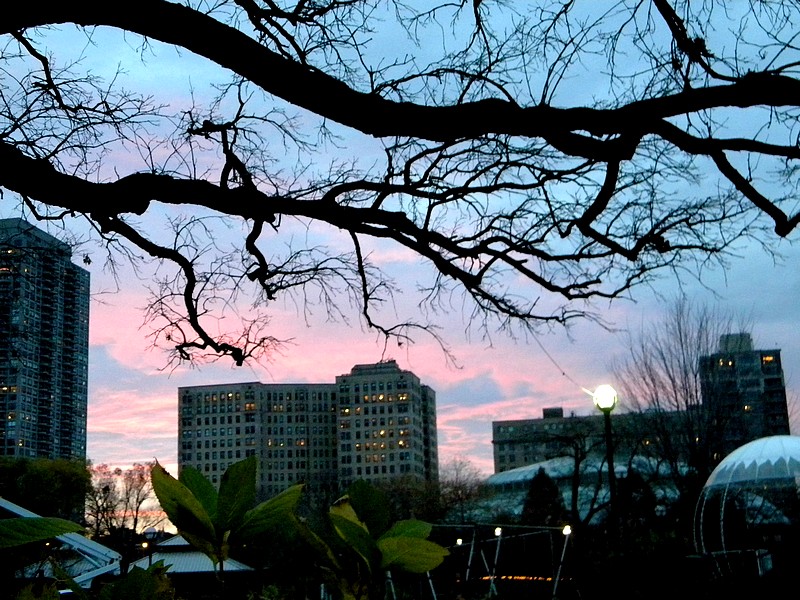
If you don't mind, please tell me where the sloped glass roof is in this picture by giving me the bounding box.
[704,435,800,487]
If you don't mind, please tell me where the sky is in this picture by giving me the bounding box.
[3,9,800,480]
[79,235,800,479]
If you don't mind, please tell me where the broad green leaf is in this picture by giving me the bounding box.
[0,517,82,548]
[98,562,175,600]
[294,518,344,573]
[151,461,215,542]
[178,465,218,519]
[378,537,449,572]
[52,561,90,600]
[344,480,390,537]
[329,511,380,573]
[216,457,256,532]
[379,519,432,541]
[234,483,304,542]
[330,496,366,529]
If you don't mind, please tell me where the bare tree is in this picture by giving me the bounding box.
[2,2,799,365]
[438,456,486,523]
[85,463,122,538]
[86,462,163,538]
[611,297,748,503]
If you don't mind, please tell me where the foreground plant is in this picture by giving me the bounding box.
[152,458,448,600]
[300,480,449,600]
[151,456,302,578]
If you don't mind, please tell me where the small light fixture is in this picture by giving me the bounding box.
[592,384,618,412]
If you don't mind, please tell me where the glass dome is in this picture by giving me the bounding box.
[693,436,800,578]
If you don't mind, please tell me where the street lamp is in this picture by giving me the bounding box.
[552,524,572,600]
[143,527,158,567]
[592,385,618,531]
[489,527,502,597]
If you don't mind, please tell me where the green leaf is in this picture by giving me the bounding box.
[178,465,218,519]
[329,511,379,573]
[294,518,344,573]
[379,519,432,541]
[151,461,215,542]
[344,480,390,537]
[98,562,175,600]
[216,457,256,532]
[378,537,449,572]
[0,517,82,548]
[234,483,303,542]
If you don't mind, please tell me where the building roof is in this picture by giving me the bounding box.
[0,496,121,587]
[128,535,254,574]
[486,456,581,486]
[704,435,800,487]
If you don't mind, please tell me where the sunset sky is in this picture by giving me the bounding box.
[3,11,800,480]
[79,237,800,478]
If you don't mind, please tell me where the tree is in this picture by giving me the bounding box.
[611,296,747,536]
[520,467,567,527]
[437,456,486,524]
[85,463,122,539]
[86,462,162,539]
[119,463,159,536]
[0,457,90,522]
[1,2,798,366]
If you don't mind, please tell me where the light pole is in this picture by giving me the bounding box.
[489,527,502,597]
[551,524,571,600]
[143,527,158,567]
[592,385,618,535]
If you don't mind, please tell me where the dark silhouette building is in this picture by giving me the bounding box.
[0,218,90,459]
[699,333,790,462]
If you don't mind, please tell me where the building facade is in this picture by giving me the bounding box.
[177,360,438,501]
[335,361,438,490]
[699,333,790,461]
[0,218,90,459]
[493,332,791,474]
[492,408,644,473]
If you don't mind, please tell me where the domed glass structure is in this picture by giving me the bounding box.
[693,435,800,577]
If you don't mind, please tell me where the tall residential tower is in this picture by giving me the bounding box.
[0,218,90,459]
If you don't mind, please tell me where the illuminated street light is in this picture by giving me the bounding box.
[489,527,503,597]
[143,527,158,568]
[591,385,618,538]
[552,524,572,600]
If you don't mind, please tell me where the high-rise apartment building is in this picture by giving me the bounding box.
[699,333,790,460]
[0,218,90,459]
[177,360,438,501]
[335,360,438,489]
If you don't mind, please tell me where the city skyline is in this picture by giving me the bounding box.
[78,230,800,478]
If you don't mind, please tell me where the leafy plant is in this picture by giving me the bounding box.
[303,480,449,600]
[150,456,304,577]
[151,458,448,600]
[0,517,82,548]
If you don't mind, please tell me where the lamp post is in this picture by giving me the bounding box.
[143,527,158,567]
[592,385,618,535]
[551,524,571,600]
[489,527,502,597]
